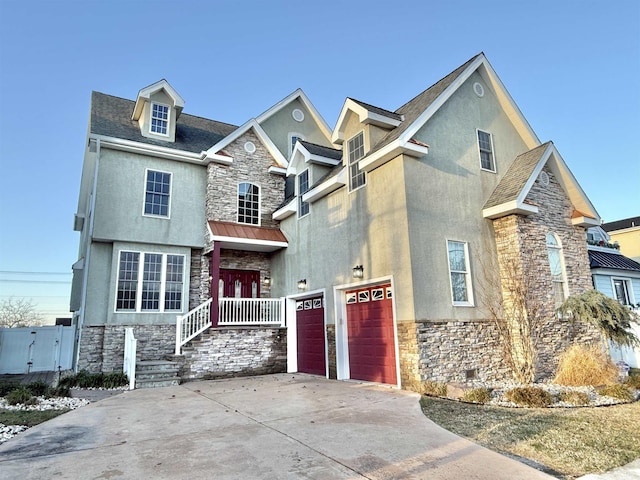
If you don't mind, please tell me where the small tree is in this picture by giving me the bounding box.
[0,297,43,328]
[558,289,640,354]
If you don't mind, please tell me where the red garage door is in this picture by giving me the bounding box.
[296,297,326,376]
[346,284,397,385]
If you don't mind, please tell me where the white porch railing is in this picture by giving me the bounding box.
[123,327,137,390]
[175,298,213,355]
[218,297,285,326]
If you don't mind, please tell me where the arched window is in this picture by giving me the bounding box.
[546,233,568,307]
[237,182,260,225]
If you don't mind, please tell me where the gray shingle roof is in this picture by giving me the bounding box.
[91,92,238,154]
[348,98,403,122]
[368,54,482,156]
[299,140,342,160]
[602,217,640,232]
[483,142,551,209]
[589,250,640,272]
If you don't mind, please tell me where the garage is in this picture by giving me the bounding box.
[295,297,326,375]
[345,284,397,385]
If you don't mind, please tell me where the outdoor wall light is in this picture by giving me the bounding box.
[263,276,271,286]
[297,279,307,290]
[352,265,364,279]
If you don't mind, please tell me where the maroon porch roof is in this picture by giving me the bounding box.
[208,221,288,252]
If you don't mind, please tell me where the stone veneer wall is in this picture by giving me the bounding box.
[180,327,286,380]
[205,130,285,229]
[490,164,601,380]
[413,320,511,383]
[396,322,420,386]
[78,324,175,373]
[326,325,337,379]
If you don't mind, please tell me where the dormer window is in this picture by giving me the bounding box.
[151,103,169,136]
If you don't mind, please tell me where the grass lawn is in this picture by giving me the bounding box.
[0,409,68,428]
[420,396,640,479]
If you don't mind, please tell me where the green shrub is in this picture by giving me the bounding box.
[461,387,491,404]
[101,372,128,389]
[422,381,447,397]
[45,385,71,398]
[0,382,20,397]
[5,386,38,406]
[26,381,50,396]
[505,387,553,407]
[598,384,634,402]
[56,370,128,389]
[559,390,590,406]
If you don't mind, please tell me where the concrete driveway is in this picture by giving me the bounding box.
[0,374,552,479]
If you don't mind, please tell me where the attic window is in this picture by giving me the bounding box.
[151,103,169,136]
[292,109,304,122]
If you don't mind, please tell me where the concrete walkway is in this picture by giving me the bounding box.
[0,374,553,479]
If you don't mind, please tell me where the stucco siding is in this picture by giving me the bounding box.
[404,71,530,321]
[92,148,206,247]
[274,156,414,323]
[84,242,113,326]
[259,98,331,158]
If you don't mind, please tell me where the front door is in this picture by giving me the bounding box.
[296,297,326,376]
[219,269,260,298]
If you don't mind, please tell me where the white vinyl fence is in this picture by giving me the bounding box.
[0,325,76,374]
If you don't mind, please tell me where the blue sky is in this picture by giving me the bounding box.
[0,0,638,322]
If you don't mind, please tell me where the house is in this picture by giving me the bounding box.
[601,216,640,263]
[587,225,640,367]
[71,53,603,387]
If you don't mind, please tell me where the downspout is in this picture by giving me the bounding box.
[74,138,100,372]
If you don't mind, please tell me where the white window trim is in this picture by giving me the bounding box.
[476,128,496,173]
[114,250,185,313]
[446,239,474,307]
[611,277,635,306]
[150,102,170,137]
[237,182,261,226]
[142,168,172,219]
[546,232,569,303]
[347,130,366,192]
[288,132,305,158]
[298,169,310,218]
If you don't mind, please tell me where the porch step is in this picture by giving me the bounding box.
[135,360,180,389]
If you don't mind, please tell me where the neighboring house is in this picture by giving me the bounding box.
[587,226,640,367]
[601,216,640,263]
[71,53,603,387]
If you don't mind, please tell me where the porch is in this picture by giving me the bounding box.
[175,296,286,355]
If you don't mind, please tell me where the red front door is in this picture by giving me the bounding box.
[296,297,326,375]
[346,284,397,385]
[219,269,260,298]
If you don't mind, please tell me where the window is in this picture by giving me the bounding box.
[477,130,495,172]
[150,103,169,135]
[347,131,366,191]
[144,170,171,217]
[116,252,184,312]
[546,233,568,307]
[238,182,260,225]
[289,133,304,157]
[298,170,310,217]
[613,279,632,306]
[447,240,473,305]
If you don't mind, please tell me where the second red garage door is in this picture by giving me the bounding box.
[345,284,397,385]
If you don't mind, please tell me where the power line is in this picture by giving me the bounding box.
[0,279,71,284]
[0,271,71,275]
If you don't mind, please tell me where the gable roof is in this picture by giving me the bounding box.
[602,216,640,232]
[131,79,185,121]
[355,53,539,174]
[482,142,600,226]
[91,92,237,154]
[205,89,332,168]
[589,250,640,272]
